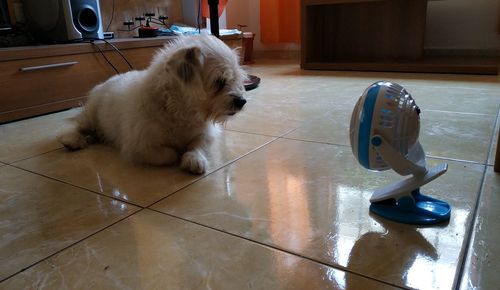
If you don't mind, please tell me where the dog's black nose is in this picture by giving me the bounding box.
[233,96,247,109]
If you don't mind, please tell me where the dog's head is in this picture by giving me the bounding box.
[163,34,248,123]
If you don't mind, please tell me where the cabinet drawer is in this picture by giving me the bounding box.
[0,53,115,122]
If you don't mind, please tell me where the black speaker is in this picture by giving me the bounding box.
[23,0,103,43]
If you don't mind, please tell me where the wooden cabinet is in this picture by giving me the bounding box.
[0,37,173,123]
[1,53,111,123]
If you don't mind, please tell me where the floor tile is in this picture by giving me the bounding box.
[152,138,484,289]
[13,130,273,206]
[0,166,138,281]
[0,109,79,164]
[284,109,351,146]
[226,82,323,136]
[0,209,402,290]
[420,111,496,163]
[404,84,500,115]
[459,167,500,290]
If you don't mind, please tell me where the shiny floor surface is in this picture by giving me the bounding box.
[1,59,499,289]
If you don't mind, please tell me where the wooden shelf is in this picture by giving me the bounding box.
[300,0,500,75]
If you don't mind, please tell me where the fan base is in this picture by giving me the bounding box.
[370,189,451,225]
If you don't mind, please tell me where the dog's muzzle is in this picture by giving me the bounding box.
[232,95,247,110]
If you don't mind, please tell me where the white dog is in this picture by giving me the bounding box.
[59,34,247,174]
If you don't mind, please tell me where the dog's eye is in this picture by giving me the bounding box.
[214,77,226,92]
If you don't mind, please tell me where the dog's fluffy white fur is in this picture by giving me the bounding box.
[59,34,247,174]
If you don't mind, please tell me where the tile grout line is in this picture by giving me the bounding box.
[144,135,283,209]
[454,104,500,289]
[2,146,64,165]
[0,208,145,284]
[148,208,410,290]
[425,109,497,117]
[280,136,350,147]
[278,136,491,166]
[223,128,283,138]
[7,163,145,209]
[425,155,488,166]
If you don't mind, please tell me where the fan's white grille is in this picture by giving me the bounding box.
[375,82,419,158]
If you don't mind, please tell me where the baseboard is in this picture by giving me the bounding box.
[425,48,500,57]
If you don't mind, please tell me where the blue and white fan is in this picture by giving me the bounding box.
[349,81,451,225]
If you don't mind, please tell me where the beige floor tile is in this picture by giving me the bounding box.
[152,138,484,289]
[420,111,495,163]
[459,167,500,290]
[0,109,80,164]
[1,209,402,290]
[0,166,138,281]
[226,82,326,136]
[284,109,351,146]
[13,131,274,206]
[404,84,500,115]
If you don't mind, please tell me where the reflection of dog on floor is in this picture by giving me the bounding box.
[59,34,247,174]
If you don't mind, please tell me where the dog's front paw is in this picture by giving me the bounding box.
[181,151,208,174]
[58,131,88,151]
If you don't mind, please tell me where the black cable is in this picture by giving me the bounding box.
[197,0,201,33]
[88,40,119,74]
[208,0,220,38]
[105,0,115,32]
[97,38,134,70]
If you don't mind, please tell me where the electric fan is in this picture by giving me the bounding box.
[349,81,451,225]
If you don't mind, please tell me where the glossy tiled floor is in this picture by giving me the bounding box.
[1,59,499,290]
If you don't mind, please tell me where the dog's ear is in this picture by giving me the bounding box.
[184,47,203,65]
[170,47,203,84]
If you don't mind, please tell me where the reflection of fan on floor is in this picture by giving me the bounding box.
[349,81,451,225]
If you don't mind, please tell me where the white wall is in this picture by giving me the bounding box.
[180,0,227,29]
[181,0,200,28]
[225,0,299,51]
[425,0,500,52]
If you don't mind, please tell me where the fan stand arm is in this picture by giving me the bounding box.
[371,134,427,176]
[370,163,448,202]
